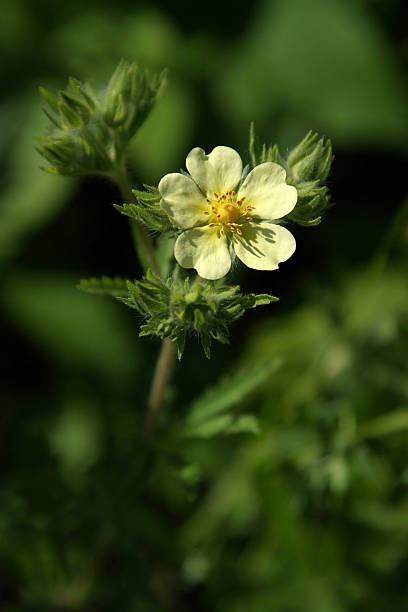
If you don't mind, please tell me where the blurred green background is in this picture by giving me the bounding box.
[1,0,408,609]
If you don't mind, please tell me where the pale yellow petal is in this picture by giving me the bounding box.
[186,146,242,197]
[238,162,297,220]
[233,221,296,270]
[174,226,231,280]
[159,172,208,229]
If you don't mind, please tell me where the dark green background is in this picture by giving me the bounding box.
[1,0,408,610]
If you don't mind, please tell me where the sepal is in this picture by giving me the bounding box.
[119,268,278,359]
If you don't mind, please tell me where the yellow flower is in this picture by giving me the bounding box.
[159,146,297,280]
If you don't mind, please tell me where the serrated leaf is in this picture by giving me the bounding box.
[200,333,212,359]
[77,276,129,297]
[184,359,282,435]
[225,414,260,435]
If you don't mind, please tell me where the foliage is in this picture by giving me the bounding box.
[114,184,173,232]
[183,359,281,438]
[119,268,278,358]
[2,1,408,611]
[37,61,166,175]
[77,276,128,297]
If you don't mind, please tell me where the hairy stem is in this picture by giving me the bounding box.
[111,164,177,435]
[146,338,178,435]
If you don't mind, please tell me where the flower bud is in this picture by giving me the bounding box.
[285,132,333,226]
[287,131,332,183]
[38,61,166,176]
[120,268,277,359]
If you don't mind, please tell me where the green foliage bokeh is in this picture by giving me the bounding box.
[1,0,408,610]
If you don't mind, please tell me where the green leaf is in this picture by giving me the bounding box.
[183,359,281,438]
[114,184,172,232]
[77,276,129,297]
[359,409,408,440]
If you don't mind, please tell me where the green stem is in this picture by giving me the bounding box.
[146,338,178,436]
[110,164,177,435]
[112,165,160,276]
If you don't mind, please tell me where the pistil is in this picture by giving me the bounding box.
[205,190,253,236]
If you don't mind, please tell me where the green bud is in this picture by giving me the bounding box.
[285,132,333,226]
[119,268,278,359]
[248,125,333,227]
[38,60,166,176]
[287,131,332,183]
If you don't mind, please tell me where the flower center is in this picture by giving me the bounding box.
[204,191,254,236]
[217,203,240,224]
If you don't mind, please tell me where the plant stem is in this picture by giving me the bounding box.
[112,165,160,275]
[110,164,177,435]
[146,338,178,435]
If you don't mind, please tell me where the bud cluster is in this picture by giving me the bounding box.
[119,268,277,358]
[249,125,333,226]
[38,61,166,176]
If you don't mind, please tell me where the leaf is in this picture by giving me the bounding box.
[77,276,129,297]
[183,359,282,438]
[359,408,408,440]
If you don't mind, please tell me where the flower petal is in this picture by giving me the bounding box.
[233,221,296,270]
[175,226,231,280]
[238,162,297,220]
[159,172,208,229]
[186,146,243,197]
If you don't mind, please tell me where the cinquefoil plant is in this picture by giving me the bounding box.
[38,60,333,431]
